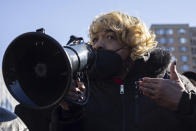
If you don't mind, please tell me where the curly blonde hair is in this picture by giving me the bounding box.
[89,11,157,61]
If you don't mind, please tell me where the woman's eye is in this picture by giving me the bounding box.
[107,35,116,40]
[92,38,98,43]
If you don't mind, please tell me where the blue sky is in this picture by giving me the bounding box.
[0,0,196,65]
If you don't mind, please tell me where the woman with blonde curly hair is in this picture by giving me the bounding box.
[50,11,195,131]
[89,11,157,61]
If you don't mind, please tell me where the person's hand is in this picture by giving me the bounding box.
[60,78,86,111]
[138,61,185,110]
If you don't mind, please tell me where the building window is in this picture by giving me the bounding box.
[181,65,190,71]
[159,38,166,44]
[178,28,186,34]
[192,48,196,54]
[168,38,174,44]
[190,31,196,37]
[179,37,187,44]
[181,56,189,62]
[171,56,176,61]
[169,47,175,52]
[160,47,175,52]
[161,47,167,50]
[179,46,188,52]
[156,29,165,35]
[191,38,196,45]
[192,58,196,65]
[166,29,173,35]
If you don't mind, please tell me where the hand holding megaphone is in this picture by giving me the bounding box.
[60,78,86,111]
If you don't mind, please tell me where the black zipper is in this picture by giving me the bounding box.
[120,84,126,131]
[134,85,140,130]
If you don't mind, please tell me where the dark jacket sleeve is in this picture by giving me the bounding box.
[49,105,85,131]
[15,104,53,131]
[174,91,196,131]
[177,74,196,116]
[175,75,196,130]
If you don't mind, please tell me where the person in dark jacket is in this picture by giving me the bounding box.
[0,107,28,131]
[14,104,55,131]
[50,11,196,131]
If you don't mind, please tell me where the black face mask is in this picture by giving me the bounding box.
[88,49,123,80]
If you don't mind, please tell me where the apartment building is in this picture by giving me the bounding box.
[151,24,195,73]
[190,27,196,71]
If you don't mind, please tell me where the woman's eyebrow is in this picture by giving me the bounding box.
[104,30,118,39]
[104,29,114,33]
